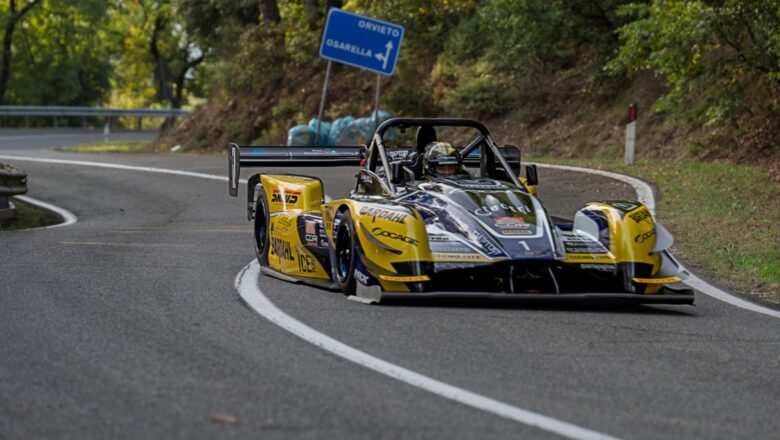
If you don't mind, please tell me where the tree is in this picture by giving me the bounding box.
[0,0,41,104]
[112,1,207,110]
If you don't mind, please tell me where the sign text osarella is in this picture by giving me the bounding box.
[319,9,405,76]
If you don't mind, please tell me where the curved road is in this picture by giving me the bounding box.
[1,130,778,439]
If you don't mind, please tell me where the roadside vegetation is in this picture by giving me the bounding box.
[56,141,148,153]
[1,198,60,231]
[529,157,780,305]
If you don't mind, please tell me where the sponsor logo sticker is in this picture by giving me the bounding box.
[371,227,418,246]
[359,206,408,224]
[270,237,294,260]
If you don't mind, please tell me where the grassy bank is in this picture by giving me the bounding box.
[56,141,148,153]
[1,198,61,231]
[530,157,780,305]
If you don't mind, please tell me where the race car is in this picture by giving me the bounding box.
[228,117,693,304]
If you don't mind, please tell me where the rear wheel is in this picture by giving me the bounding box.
[253,188,270,266]
[333,210,357,295]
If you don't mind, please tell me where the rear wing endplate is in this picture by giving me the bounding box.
[228,143,364,196]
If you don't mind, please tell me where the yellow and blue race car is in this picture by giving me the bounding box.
[228,118,693,304]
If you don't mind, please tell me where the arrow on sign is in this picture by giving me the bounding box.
[374,41,394,70]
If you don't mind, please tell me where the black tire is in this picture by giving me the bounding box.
[333,210,357,295]
[253,188,270,266]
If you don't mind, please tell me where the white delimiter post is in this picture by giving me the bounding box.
[625,103,637,165]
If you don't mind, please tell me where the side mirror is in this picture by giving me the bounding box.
[500,144,522,177]
[525,164,538,186]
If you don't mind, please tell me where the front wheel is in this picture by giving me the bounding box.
[333,210,357,295]
[253,188,270,266]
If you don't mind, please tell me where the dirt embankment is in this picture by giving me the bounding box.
[155,67,780,176]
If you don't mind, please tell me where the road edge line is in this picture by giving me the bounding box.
[533,162,780,319]
[235,260,618,440]
[12,195,77,230]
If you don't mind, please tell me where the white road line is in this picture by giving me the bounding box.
[534,162,780,319]
[0,155,229,182]
[235,260,617,440]
[2,154,777,435]
[13,194,77,229]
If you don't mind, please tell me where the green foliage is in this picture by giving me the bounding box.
[609,0,780,127]
[2,0,112,105]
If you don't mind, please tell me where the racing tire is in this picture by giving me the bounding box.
[333,210,357,295]
[253,188,270,266]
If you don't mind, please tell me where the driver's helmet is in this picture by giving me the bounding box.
[423,142,464,177]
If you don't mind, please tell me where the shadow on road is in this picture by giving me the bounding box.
[381,297,696,316]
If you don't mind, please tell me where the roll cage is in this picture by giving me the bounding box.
[365,118,524,195]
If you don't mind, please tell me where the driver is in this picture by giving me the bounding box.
[423,142,467,178]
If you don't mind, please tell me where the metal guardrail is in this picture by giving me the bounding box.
[0,105,189,118]
[0,105,190,129]
[0,162,28,226]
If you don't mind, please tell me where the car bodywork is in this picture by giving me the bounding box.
[228,118,693,305]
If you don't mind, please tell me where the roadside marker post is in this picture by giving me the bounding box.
[103,116,110,141]
[625,103,638,165]
[316,8,405,140]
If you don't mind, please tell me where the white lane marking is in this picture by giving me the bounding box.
[0,155,229,182]
[236,260,617,440]
[534,162,780,319]
[13,195,78,229]
[2,154,776,432]
[5,153,779,318]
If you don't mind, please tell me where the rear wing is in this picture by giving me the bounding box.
[228,143,364,196]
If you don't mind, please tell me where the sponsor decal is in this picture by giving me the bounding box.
[500,229,533,236]
[432,252,490,262]
[297,253,318,273]
[431,245,474,253]
[634,229,656,244]
[371,227,418,246]
[474,232,502,256]
[628,207,653,224]
[270,237,294,260]
[434,262,477,270]
[494,216,525,225]
[303,220,318,245]
[474,202,530,217]
[565,254,613,262]
[360,206,408,224]
[565,245,608,254]
[493,216,532,235]
[458,181,508,190]
[271,189,301,204]
[354,269,370,285]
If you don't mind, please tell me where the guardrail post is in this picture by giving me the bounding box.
[136,117,142,130]
[24,115,29,128]
[53,116,58,128]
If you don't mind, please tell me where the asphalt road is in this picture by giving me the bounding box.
[1,130,778,439]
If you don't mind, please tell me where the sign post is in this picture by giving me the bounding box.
[625,103,638,165]
[317,9,405,141]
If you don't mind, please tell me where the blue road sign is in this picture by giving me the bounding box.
[319,9,405,76]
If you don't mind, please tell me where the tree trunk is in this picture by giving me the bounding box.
[150,14,174,105]
[259,0,281,24]
[326,0,342,10]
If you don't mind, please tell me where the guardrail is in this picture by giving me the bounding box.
[0,105,190,128]
[0,162,28,227]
